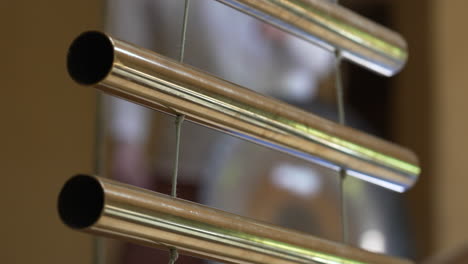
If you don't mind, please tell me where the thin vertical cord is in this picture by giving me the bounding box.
[171,115,185,197]
[168,114,184,264]
[92,93,106,264]
[335,52,346,126]
[335,48,349,245]
[169,1,190,263]
[179,0,191,63]
[172,0,190,197]
[329,0,348,246]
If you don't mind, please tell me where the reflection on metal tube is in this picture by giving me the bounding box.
[58,175,413,264]
[66,31,419,192]
[215,0,408,76]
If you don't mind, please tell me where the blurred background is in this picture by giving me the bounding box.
[1,0,467,263]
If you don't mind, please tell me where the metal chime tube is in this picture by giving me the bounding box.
[67,31,419,192]
[214,0,408,76]
[58,175,413,264]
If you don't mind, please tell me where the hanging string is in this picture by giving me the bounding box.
[334,51,346,126]
[168,248,179,264]
[328,0,348,246]
[169,115,184,264]
[169,1,190,263]
[334,44,349,247]
[171,115,185,197]
[179,0,190,63]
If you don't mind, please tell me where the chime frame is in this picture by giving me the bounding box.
[61,1,419,263]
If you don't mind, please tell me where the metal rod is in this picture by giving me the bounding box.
[58,175,413,264]
[66,31,419,192]
[214,0,408,76]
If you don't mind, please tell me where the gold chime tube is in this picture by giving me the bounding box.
[214,0,408,76]
[58,175,413,264]
[67,31,419,192]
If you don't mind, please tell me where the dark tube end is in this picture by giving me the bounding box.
[67,31,114,85]
[58,175,104,229]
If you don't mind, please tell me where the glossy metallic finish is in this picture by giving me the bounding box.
[58,175,413,264]
[67,31,419,192]
[215,0,408,76]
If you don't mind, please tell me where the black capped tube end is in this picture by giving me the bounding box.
[58,174,104,229]
[67,31,114,85]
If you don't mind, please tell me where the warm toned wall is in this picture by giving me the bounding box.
[0,1,101,263]
[392,1,433,259]
[394,0,468,259]
[431,0,468,255]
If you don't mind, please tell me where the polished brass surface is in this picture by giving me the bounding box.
[215,0,408,76]
[58,175,413,264]
[67,31,419,192]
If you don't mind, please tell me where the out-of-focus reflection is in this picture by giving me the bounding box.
[360,229,387,253]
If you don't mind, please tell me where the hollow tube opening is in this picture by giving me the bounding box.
[58,175,104,229]
[67,31,114,85]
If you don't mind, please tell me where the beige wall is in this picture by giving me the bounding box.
[393,0,468,258]
[0,1,101,263]
[431,0,468,255]
[393,1,434,259]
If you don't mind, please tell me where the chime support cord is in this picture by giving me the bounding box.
[169,1,190,263]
